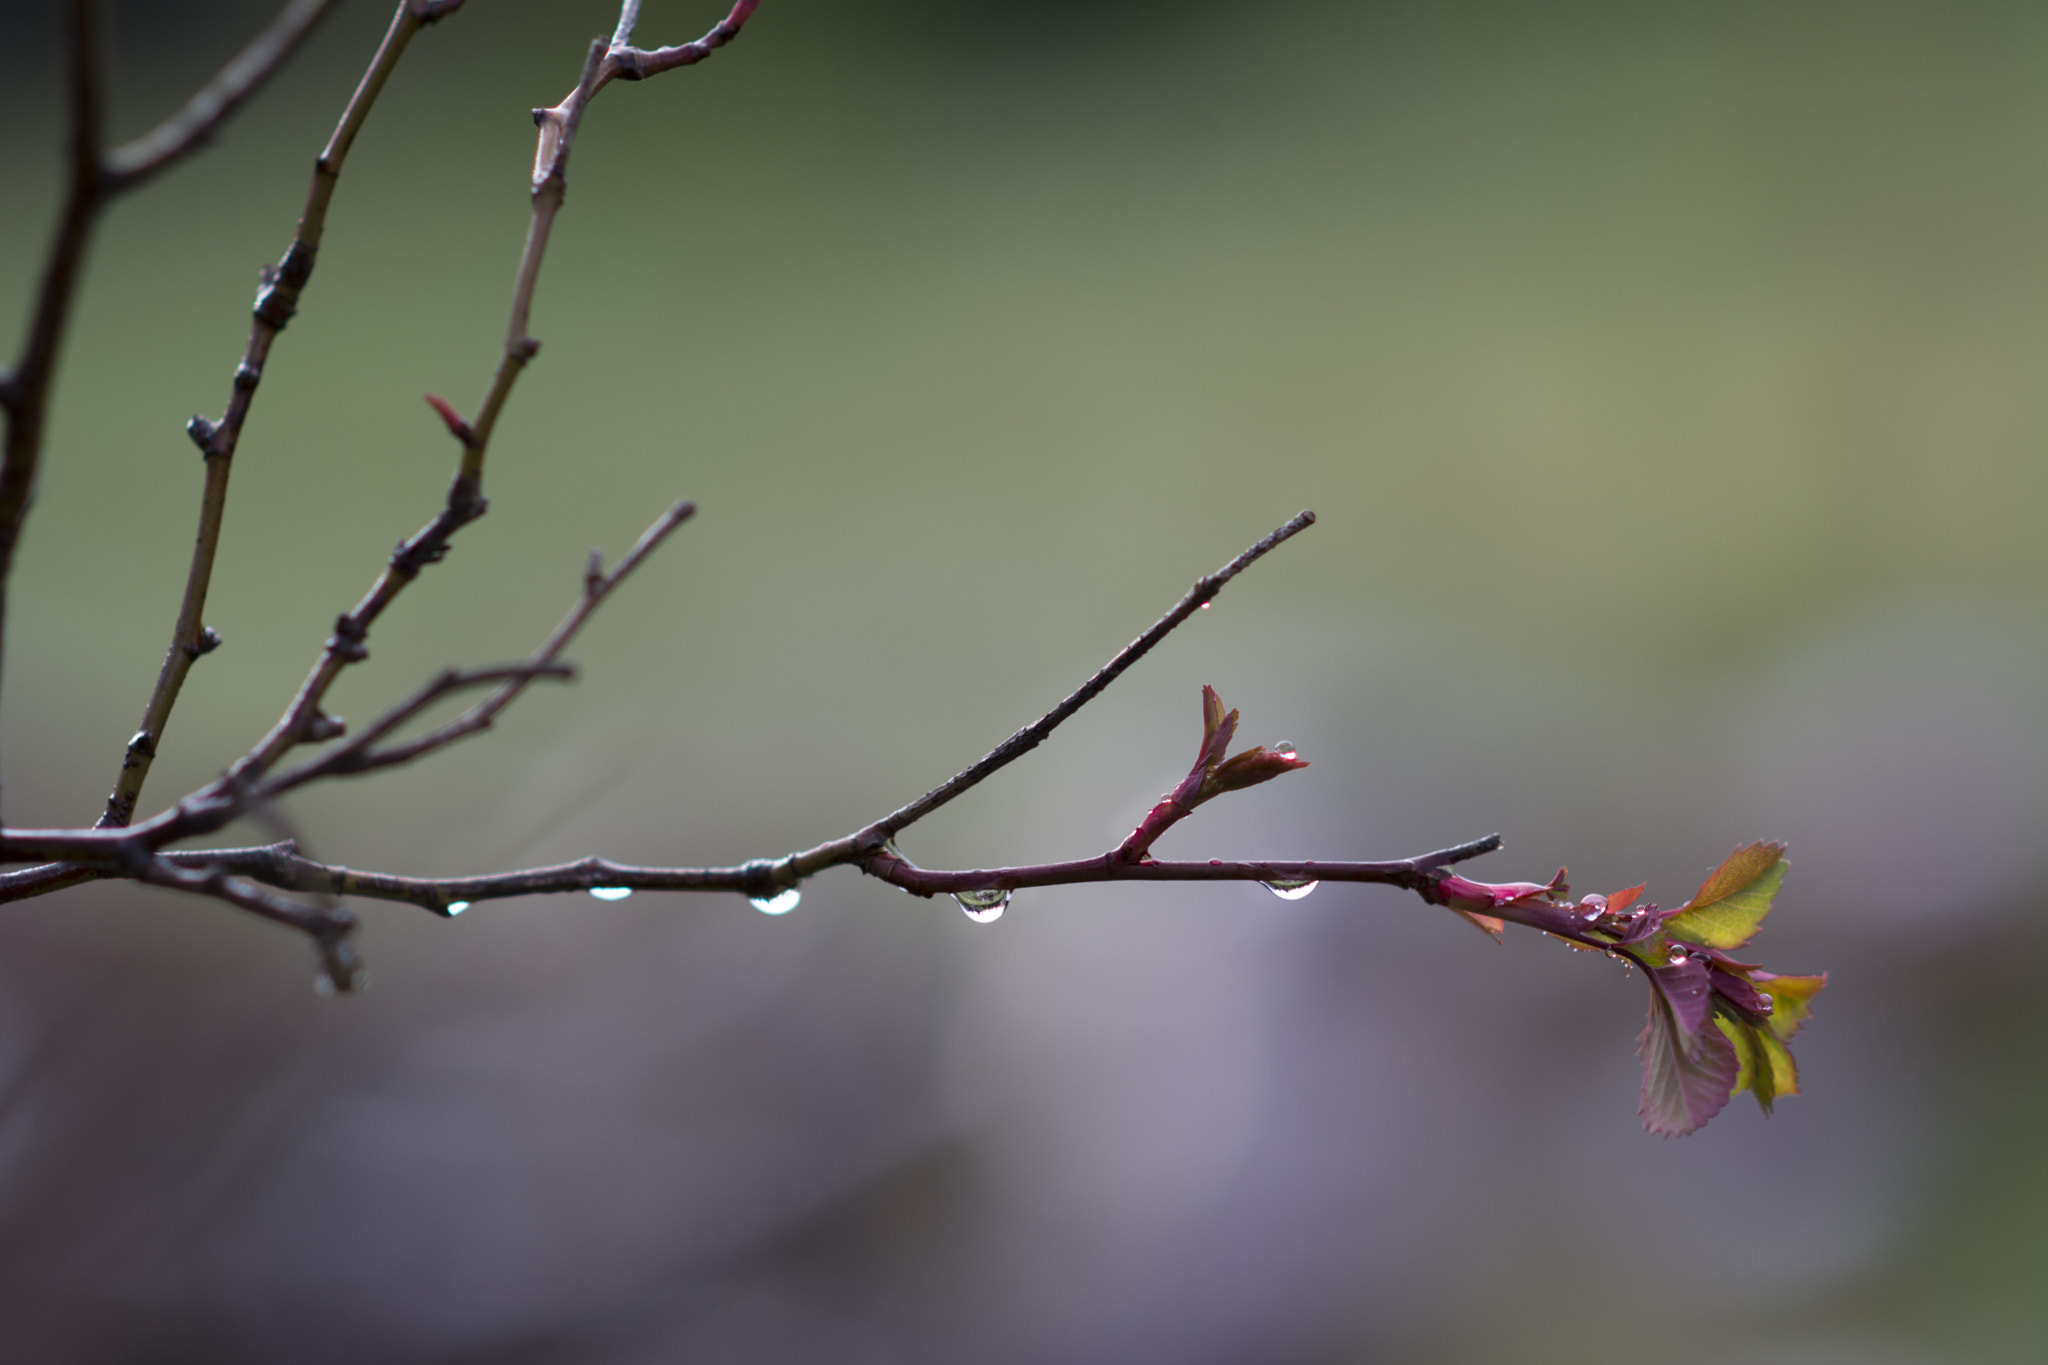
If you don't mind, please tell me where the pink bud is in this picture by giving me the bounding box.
[1434,868,1568,913]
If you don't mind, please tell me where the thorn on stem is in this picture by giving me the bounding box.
[424,392,475,445]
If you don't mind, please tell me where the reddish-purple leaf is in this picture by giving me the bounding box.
[1638,987,1741,1136]
[1648,952,1716,1038]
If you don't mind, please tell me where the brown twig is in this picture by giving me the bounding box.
[213,3,754,806]
[758,509,1319,890]
[266,500,695,791]
[271,663,579,782]
[0,503,695,891]
[100,0,458,829]
[136,856,362,991]
[0,5,1522,985]
[157,834,1505,919]
[100,0,336,193]
[0,0,108,762]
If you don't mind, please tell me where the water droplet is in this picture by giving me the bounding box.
[1198,602,1211,609]
[1666,944,1690,966]
[446,900,470,916]
[1262,878,1320,901]
[750,887,801,915]
[1208,859,1223,867]
[1754,993,1775,1014]
[1577,894,1608,921]
[953,887,1010,923]
[1273,739,1297,758]
[589,886,633,901]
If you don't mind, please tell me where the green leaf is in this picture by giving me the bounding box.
[1755,971,1826,1042]
[1661,841,1787,950]
[1717,1014,1799,1113]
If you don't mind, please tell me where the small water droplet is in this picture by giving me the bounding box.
[1666,944,1690,966]
[589,886,633,901]
[1273,739,1297,758]
[953,887,1010,923]
[1754,993,1775,1014]
[1209,859,1223,867]
[750,887,801,915]
[1262,878,1320,901]
[1198,602,1211,609]
[446,900,470,916]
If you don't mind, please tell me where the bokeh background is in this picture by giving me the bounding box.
[1,1,2044,1360]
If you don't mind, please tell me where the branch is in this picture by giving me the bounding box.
[0,501,693,891]
[0,509,1289,876]
[270,662,578,784]
[160,834,1505,918]
[767,509,1318,886]
[136,856,362,992]
[266,500,695,790]
[603,0,759,87]
[100,0,336,193]
[0,1,109,746]
[195,1,759,809]
[99,0,464,829]
[463,1,760,467]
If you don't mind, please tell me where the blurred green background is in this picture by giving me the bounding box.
[1,1,2044,1360]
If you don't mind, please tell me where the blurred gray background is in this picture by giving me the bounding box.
[1,1,2044,1360]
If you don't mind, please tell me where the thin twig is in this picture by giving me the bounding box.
[464,1,760,466]
[0,503,694,876]
[0,1,108,761]
[160,833,1505,917]
[0,510,1300,878]
[269,663,578,786]
[773,509,1318,884]
[101,0,335,193]
[267,500,695,786]
[211,2,755,803]
[136,856,362,990]
[603,0,759,87]
[100,0,457,828]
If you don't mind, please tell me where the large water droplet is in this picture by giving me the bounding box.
[750,887,801,916]
[446,900,470,916]
[1262,878,1320,901]
[953,887,1010,923]
[1273,739,1297,759]
[1666,944,1690,966]
[1754,993,1775,1015]
[589,886,633,901]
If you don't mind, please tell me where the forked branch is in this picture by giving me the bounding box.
[0,0,1818,1136]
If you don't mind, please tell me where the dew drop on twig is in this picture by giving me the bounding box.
[953,887,1010,924]
[446,901,470,916]
[589,886,633,901]
[1262,878,1320,901]
[750,887,802,916]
